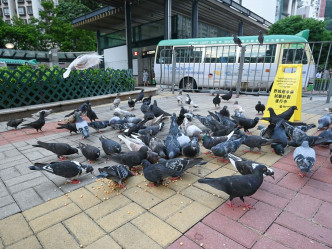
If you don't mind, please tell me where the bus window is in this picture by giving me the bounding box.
[244,44,276,63]
[156,46,172,64]
[175,47,203,63]
[205,46,236,63]
[282,47,308,64]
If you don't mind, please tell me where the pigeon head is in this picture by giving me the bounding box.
[253,164,269,175]
[254,117,260,122]
[258,101,261,104]
[139,146,149,155]
[82,164,94,174]
[272,143,284,156]
[141,159,151,169]
[98,167,108,173]
[301,141,310,148]
[264,168,275,179]
[79,126,89,139]
[292,106,298,110]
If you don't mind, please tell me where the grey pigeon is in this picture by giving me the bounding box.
[108,146,149,170]
[149,137,166,158]
[96,165,134,187]
[29,160,93,184]
[165,134,181,159]
[113,93,121,108]
[140,103,149,114]
[88,120,109,133]
[151,100,171,117]
[99,136,121,155]
[318,128,332,146]
[144,106,155,120]
[330,147,332,164]
[128,97,135,110]
[202,131,233,152]
[169,113,179,136]
[211,136,245,161]
[109,116,127,131]
[32,141,78,160]
[158,157,206,178]
[231,116,259,134]
[221,90,233,101]
[177,127,191,147]
[213,93,221,108]
[318,114,332,130]
[293,141,316,177]
[21,111,46,132]
[138,122,164,136]
[56,123,78,134]
[142,159,176,186]
[242,135,276,153]
[65,101,89,118]
[255,101,265,115]
[262,119,287,155]
[258,30,264,45]
[135,89,144,103]
[181,135,200,158]
[198,164,268,209]
[233,34,242,47]
[143,95,152,105]
[7,118,24,129]
[220,106,230,118]
[78,142,100,162]
[228,154,274,178]
[87,104,98,122]
[32,109,52,118]
[75,111,89,139]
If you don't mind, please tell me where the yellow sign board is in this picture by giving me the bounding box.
[263,64,302,122]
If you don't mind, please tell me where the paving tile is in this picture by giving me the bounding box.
[215,197,257,220]
[13,188,44,210]
[313,201,332,229]
[166,201,211,233]
[132,212,182,247]
[185,222,246,249]
[150,194,192,220]
[251,188,289,209]
[186,164,213,177]
[29,202,81,233]
[85,236,122,249]
[0,181,9,198]
[239,201,281,233]
[7,176,48,194]
[264,167,288,183]
[68,187,101,210]
[0,167,21,181]
[37,223,79,249]
[273,161,299,173]
[260,180,296,200]
[168,173,200,192]
[252,236,289,249]
[4,171,42,186]
[285,193,322,219]
[0,213,33,246]
[266,223,329,249]
[255,153,281,166]
[84,180,122,200]
[97,202,145,232]
[146,184,176,199]
[202,211,259,248]
[306,178,332,193]
[122,185,162,209]
[0,195,14,208]
[300,185,332,203]
[0,203,21,220]
[111,223,162,249]
[6,236,42,249]
[312,167,332,184]
[167,236,202,249]
[64,213,106,246]
[275,211,332,247]
[278,172,309,191]
[85,194,131,220]
[23,195,69,221]
[182,185,224,209]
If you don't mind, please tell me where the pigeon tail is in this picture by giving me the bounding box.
[63,69,71,78]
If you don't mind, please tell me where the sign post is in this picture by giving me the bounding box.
[263,64,302,122]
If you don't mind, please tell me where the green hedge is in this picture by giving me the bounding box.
[0,66,135,109]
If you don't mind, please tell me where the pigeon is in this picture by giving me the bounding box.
[88,120,109,133]
[177,127,191,148]
[151,100,171,117]
[56,123,78,134]
[318,128,332,146]
[113,93,121,108]
[233,34,242,47]
[183,117,202,138]
[78,142,100,162]
[143,95,152,105]
[211,136,245,161]
[108,146,148,170]
[213,93,221,109]
[181,135,200,158]
[99,136,121,155]
[65,101,89,118]
[185,94,199,110]
[21,111,46,132]
[318,114,332,130]
[242,135,276,153]
[177,90,183,105]
[32,109,53,119]
[113,107,136,118]
[158,157,206,177]
[176,107,189,126]
[233,100,244,114]
[96,165,134,188]
[221,90,233,102]
[75,111,89,139]
[202,131,234,153]
[255,101,265,115]
[142,159,176,186]
[262,106,297,123]
[29,161,94,184]
[262,120,287,155]
[165,134,181,159]
[135,89,144,103]
[118,134,145,151]
[138,122,164,136]
[258,30,264,45]
[293,141,316,177]
[330,146,332,164]
[228,154,274,178]
[128,97,135,110]
[232,116,259,134]
[32,141,78,160]
[220,106,230,118]
[63,53,103,78]
[278,106,298,121]
[198,164,268,209]
[6,118,24,129]
[210,89,216,96]
[149,137,166,158]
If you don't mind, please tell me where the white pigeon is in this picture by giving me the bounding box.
[113,107,135,118]
[293,140,316,177]
[177,90,183,106]
[63,53,103,78]
[183,117,202,138]
[185,94,198,110]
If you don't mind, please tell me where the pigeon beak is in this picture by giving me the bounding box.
[270,175,275,180]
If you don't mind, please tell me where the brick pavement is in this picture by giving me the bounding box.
[0,89,331,248]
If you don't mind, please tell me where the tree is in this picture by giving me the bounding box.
[268,15,332,42]
[56,1,92,23]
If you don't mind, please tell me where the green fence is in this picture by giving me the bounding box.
[0,68,135,109]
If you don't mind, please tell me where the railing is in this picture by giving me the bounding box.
[0,68,135,109]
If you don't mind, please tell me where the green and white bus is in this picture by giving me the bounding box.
[154,31,315,92]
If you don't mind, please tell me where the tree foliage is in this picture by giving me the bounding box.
[1,0,100,52]
[268,15,332,42]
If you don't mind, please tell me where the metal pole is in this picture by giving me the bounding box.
[192,0,198,38]
[125,1,133,69]
[238,21,243,36]
[236,45,246,98]
[326,77,332,103]
[172,48,176,94]
[164,0,172,39]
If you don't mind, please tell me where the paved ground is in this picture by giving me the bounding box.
[0,89,331,249]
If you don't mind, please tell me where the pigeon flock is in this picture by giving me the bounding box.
[4,89,332,210]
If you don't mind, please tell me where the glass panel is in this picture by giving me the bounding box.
[282,47,308,64]
[205,46,236,63]
[156,46,172,64]
[175,47,202,63]
[244,44,276,63]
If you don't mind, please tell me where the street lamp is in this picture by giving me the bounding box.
[5,43,14,49]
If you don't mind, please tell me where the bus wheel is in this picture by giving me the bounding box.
[180,77,197,91]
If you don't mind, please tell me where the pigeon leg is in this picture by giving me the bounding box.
[119,184,126,188]
[242,202,255,210]
[204,151,211,155]
[298,172,305,178]
[226,201,236,208]
[98,131,103,133]
[243,150,250,153]
[211,155,217,159]
[246,131,252,135]
[148,183,156,187]
[71,179,80,184]
[131,171,138,176]
[170,177,180,181]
